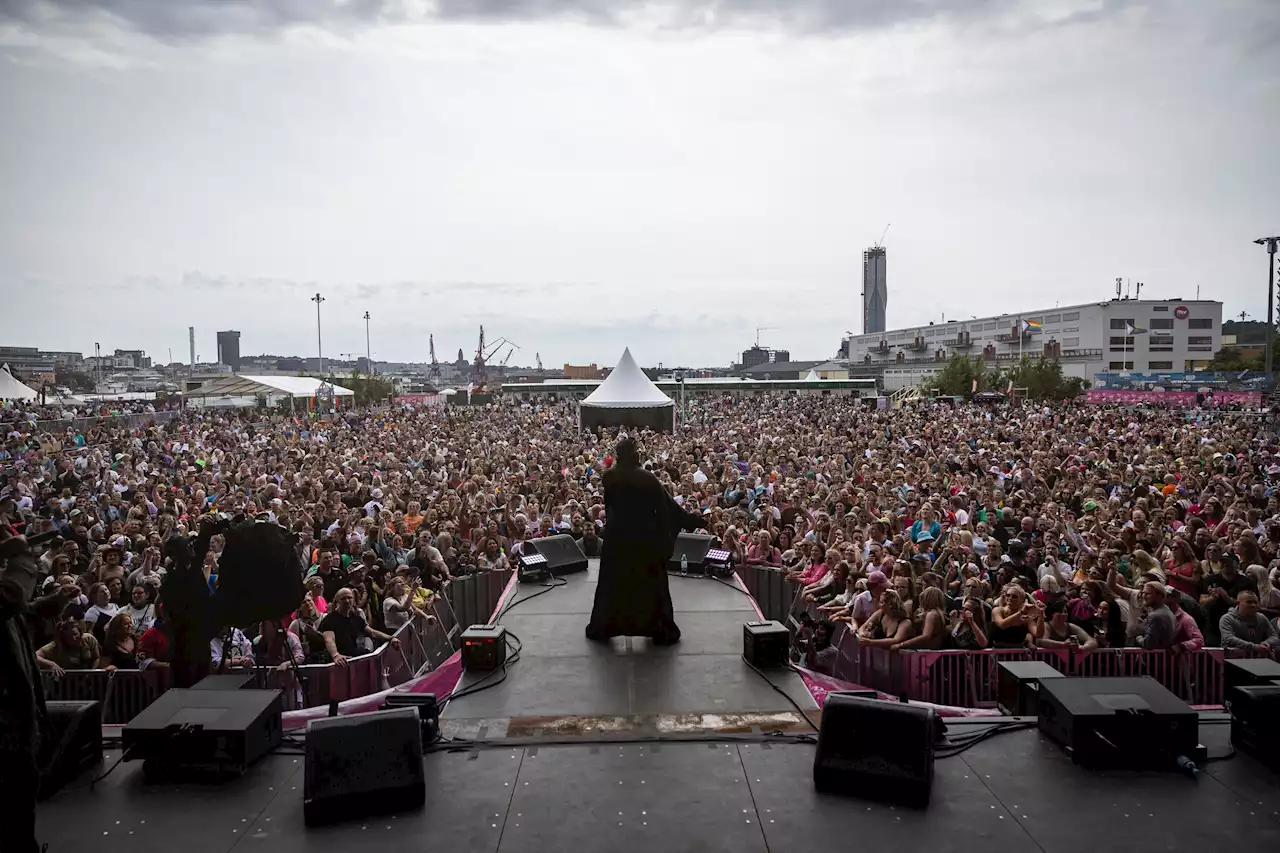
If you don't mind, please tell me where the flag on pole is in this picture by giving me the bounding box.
[1124,321,1148,335]
[1021,319,1043,333]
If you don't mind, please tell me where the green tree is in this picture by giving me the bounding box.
[1006,357,1088,401]
[926,356,990,397]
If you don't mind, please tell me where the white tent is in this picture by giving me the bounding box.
[580,348,675,433]
[803,368,821,381]
[0,364,39,401]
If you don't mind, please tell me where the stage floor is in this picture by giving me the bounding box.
[438,559,817,737]
[38,719,1280,853]
[34,560,1280,851]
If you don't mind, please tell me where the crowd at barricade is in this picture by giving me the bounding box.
[3,392,1280,737]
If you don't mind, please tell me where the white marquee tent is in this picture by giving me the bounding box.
[580,348,675,433]
[0,364,39,401]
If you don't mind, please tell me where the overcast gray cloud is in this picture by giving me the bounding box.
[1,0,1276,369]
[0,0,1151,39]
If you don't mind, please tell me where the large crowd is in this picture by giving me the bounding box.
[2,394,1279,694]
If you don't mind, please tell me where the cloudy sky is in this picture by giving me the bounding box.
[1,0,1277,369]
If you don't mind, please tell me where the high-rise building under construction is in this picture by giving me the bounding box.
[862,247,887,334]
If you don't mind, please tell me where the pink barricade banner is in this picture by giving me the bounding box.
[1086,390,1262,407]
[792,664,1001,718]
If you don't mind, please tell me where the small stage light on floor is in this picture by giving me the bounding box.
[742,620,790,668]
[518,551,549,583]
[704,548,734,578]
[461,624,509,672]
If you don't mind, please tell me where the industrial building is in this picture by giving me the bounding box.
[840,298,1222,391]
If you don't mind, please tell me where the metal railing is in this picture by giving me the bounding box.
[36,569,513,722]
[786,577,1266,708]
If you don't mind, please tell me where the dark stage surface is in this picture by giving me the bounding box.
[439,559,817,733]
[38,720,1280,853]
[35,560,1280,852]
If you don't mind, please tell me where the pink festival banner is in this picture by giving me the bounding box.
[1086,390,1261,407]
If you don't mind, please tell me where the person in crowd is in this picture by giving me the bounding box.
[949,596,989,650]
[82,581,118,643]
[857,588,915,648]
[575,522,604,558]
[99,611,139,670]
[35,616,104,675]
[895,586,948,650]
[211,625,255,670]
[1166,586,1204,654]
[1037,598,1098,651]
[989,584,1044,648]
[289,595,328,664]
[253,619,305,670]
[1219,590,1280,653]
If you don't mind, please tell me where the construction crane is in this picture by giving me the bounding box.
[755,327,776,347]
[473,325,519,390]
[875,223,890,249]
[428,334,440,381]
[536,352,543,371]
[499,347,515,370]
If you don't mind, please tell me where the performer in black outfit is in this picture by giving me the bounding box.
[586,438,705,645]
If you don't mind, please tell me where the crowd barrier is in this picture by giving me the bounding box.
[822,621,1266,708]
[38,570,513,722]
[22,409,183,436]
[788,576,1271,708]
[737,565,792,623]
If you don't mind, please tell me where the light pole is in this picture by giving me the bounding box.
[1257,237,1279,376]
[311,293,326,409]
[363,311,372,375]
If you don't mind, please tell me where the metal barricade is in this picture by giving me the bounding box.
[737,565,794,624]
[443,569,513,630]
[40,668,169,724]
[882,647,1234,708]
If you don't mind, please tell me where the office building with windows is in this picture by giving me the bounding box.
[840,299,1222,391]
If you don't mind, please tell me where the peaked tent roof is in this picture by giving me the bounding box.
[581,348,673,409]
[0,364,38,401]
[187,375,354,398]
[803,369,821,381]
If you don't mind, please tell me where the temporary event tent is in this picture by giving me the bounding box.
[185,375,354,409]
[579,348,675,434]
[0,364,39,401]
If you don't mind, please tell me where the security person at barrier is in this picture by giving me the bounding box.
[320,587,408,665]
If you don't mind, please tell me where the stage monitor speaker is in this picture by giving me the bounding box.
[122,688,282,780]
[1036,676,1200,770]
[304,707,426,827]
[997,660,1065,716]
[743,620,790,668]
[1224,657,1280,691]
[527,534,588,576]
[461,624,508,671]
[813,692,936,807]
[1226,684,1280,771]
[38,700,103,800]
[669,533,714,574]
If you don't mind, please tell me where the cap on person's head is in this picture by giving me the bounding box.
[1083,500,1098,513]
[866,570,889,589]
[1144,567,1167,584]
[916,529,935,542]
